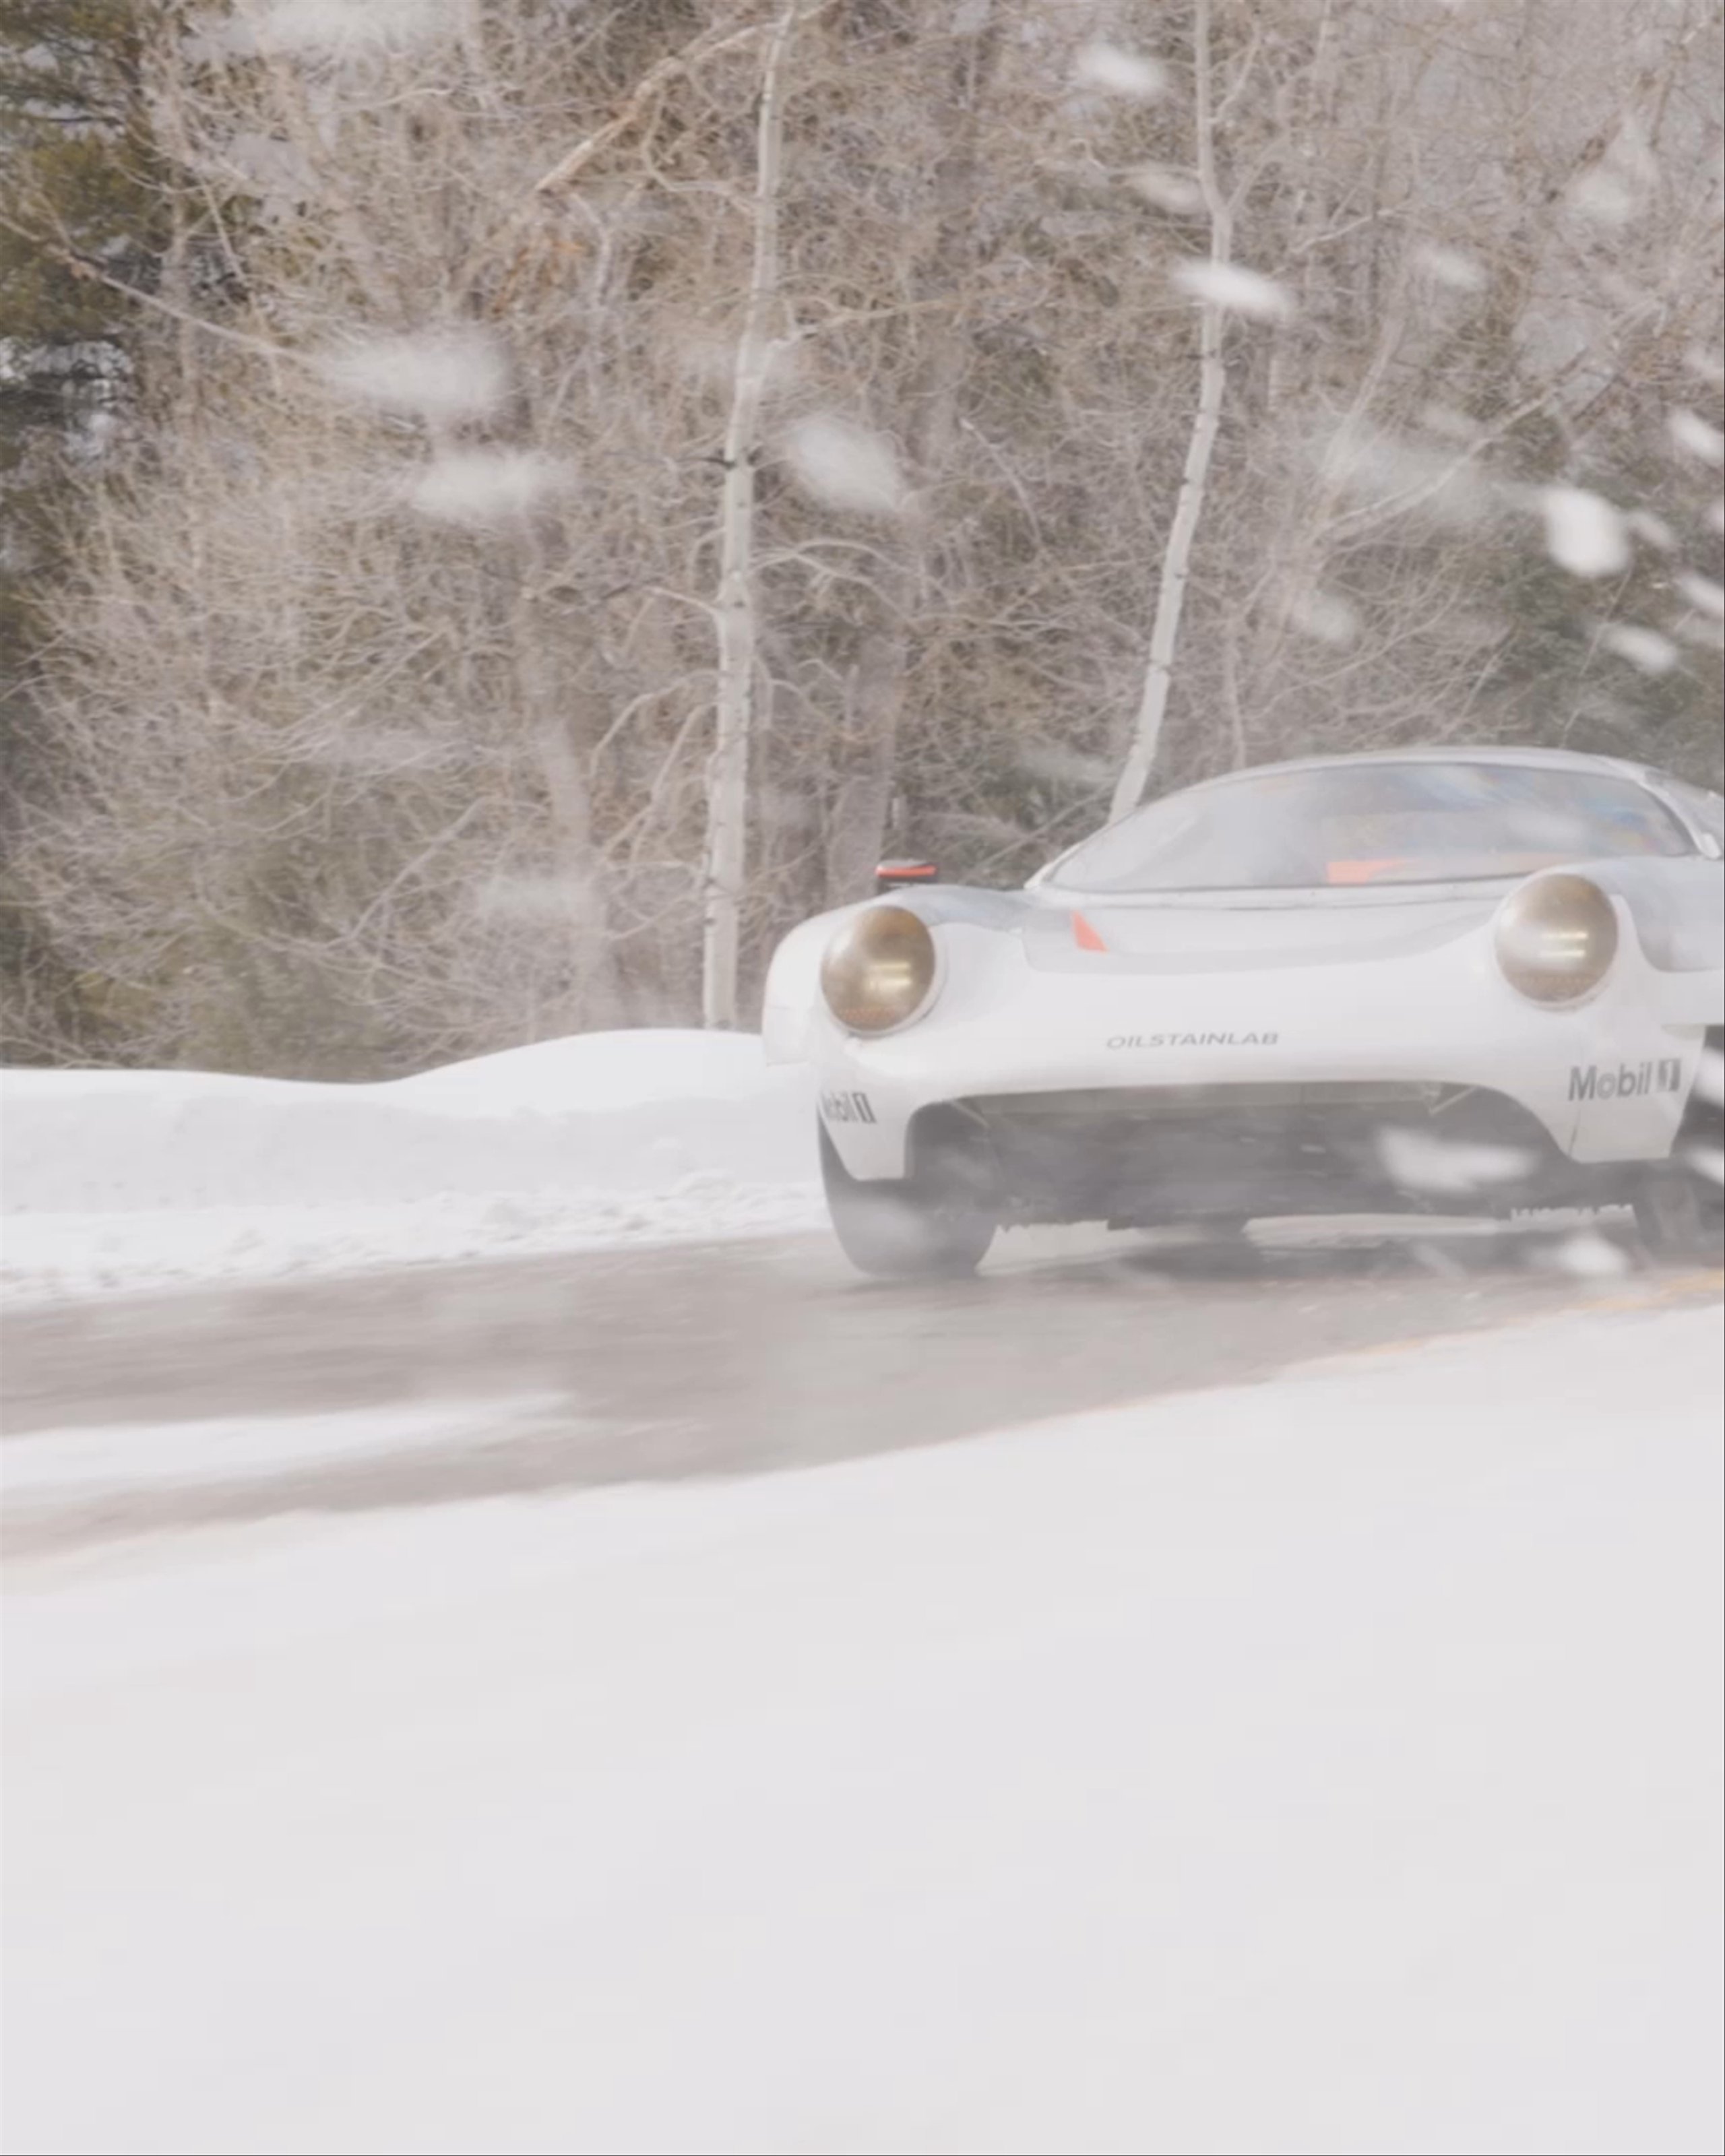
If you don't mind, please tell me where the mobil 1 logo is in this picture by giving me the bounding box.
[1569,1057,1682,1104]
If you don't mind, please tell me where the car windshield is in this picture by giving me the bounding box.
[1046,761,1693,893]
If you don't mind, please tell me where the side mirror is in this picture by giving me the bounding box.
[875,860,939,893]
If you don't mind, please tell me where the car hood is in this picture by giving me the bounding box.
[1005,887,1505,976]
[919,861,1719,976]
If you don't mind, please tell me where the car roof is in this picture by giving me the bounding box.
[1170,744,1660,797]
[1032,744,1716,889]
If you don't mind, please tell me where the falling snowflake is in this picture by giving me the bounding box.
[407,450,571,526]
[472,875,586,922]
[1377,1127,1533,1197]
[1017,741,1117,790]
[1542,1230,1630,1279]
[1286,590,1359,646]
[783,416,908,518]
[1539,487,1629,579]
[1123,165,1205,216]
[1599,625,1678,676]
[1072,42,1166,100]
[318,329,511,424]
[1411,243,1488,292]
[1684,346,1725,389]
[1326,423,1488,529]
[1170,261,1292,320]
[1418,403,1482,443]
[1565,121,1656,226]
[1674,572,1725,621]
[1668,408,1725,468]
[1567,168,1635,226]
[234,0,470,57]
[1625,509,1675,552]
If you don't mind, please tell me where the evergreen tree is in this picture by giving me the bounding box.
[0,0,167,1056]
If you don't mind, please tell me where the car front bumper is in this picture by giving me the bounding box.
[811,916,1710,1202]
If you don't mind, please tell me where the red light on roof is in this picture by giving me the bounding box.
[1071,910,1108,953]
[1325,858,1410,885]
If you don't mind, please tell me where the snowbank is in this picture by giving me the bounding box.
[7,1304,1721,2156]
[1,1031,821,1301]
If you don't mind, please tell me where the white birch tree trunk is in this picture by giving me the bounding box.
[701,3,801,1030]
[1109,0,1230,825]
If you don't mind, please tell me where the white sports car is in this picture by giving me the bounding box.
[764,747,1725,1276]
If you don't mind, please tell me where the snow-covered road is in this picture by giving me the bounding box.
[5,1295,1720,2156]
[6,1223,1712,1553]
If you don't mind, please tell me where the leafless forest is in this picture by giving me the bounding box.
[3,0,1722,1077]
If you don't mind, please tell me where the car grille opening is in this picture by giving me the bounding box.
[918,1083,1595,1226]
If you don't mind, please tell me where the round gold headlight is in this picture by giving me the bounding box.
[1495,873,1619,1005]
[820,906,938,1034]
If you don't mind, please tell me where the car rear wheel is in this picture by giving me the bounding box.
[1637,1039,1724,1263]
[1633,1168,1724,1265]
[819,1123,997,1279]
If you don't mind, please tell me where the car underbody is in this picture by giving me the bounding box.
[906,1084,1614,1227]
[906,1028,1724,1230]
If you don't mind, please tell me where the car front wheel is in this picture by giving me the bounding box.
[819,1123,997,1279]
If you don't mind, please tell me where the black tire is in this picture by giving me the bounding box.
[1637,1036,1724,1264]
[1633,1168,1724,1266]
[819,1122,996,1279]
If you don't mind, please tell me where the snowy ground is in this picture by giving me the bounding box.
[0,1029,1660,1309]
[1,1032,823,1304]
[6,1302,1720,2156]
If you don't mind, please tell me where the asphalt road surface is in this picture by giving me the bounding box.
[6,1218,1720,1558]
